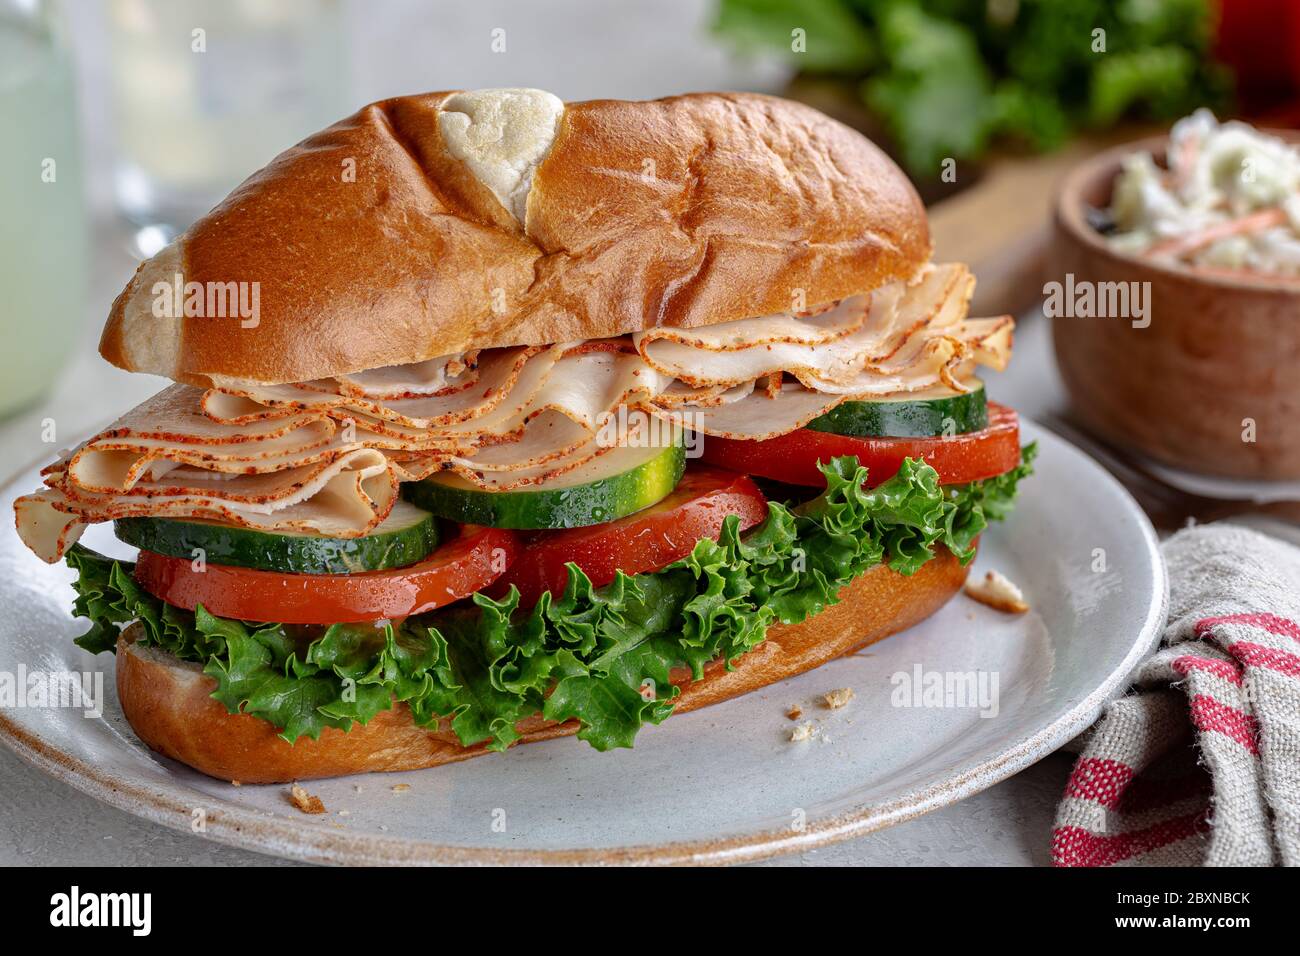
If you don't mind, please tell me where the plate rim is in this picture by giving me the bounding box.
[0,418,1168,866]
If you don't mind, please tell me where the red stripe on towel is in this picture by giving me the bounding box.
[1052,810,1210,867]
[1172,654,1242,685]
[1188,694,1259,754]
[1064,758,1135,809]
[1230,641,1300,680]
[1196,612,1300,645]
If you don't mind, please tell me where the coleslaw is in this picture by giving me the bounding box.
[1107,110,1300,276]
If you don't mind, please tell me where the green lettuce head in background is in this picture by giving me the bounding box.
[713,0,1231,175]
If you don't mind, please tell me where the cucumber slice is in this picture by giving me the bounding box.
[405,440,686,529]
[805,380,987,438]
[113,501,439,575]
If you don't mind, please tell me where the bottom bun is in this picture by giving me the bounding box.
[117,548,970,783]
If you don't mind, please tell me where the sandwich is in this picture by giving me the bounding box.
[12,89,1033,783]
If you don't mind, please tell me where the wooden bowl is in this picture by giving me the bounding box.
[1051,133,1300,480]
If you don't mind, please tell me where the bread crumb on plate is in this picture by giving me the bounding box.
[964,569,1030,614]
[391,784,411,793]
[785,704,803,720]
[822,687,854,709]
[790,721,817,742]
[289,783,326,815]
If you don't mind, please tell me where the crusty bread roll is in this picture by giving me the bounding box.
[116,547,968,783]
[100,89,929,388]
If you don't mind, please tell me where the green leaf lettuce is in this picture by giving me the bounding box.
[64,449,1034,752]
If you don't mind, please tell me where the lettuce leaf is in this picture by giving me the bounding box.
[63,449,1034,751]
[712,0,1229,176]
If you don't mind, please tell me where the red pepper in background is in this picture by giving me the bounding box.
[1216,0,1300,121]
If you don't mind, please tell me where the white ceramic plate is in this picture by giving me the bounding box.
[0,420,1165,865]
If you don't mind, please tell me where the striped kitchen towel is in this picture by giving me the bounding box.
[1052,523,1300,866]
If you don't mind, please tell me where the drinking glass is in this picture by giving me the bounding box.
[0,0,88,418]
[107,0,345,255]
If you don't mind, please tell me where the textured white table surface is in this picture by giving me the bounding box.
[0,0,1081,866]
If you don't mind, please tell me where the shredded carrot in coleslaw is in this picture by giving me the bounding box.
[1108,110,1300,276]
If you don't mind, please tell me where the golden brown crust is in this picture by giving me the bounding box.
[100,91,928,387]
[116,548,969,783]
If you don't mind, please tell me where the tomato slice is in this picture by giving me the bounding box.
[133,525,519,624]
[491,464,768,606]
[698,403,1022,487]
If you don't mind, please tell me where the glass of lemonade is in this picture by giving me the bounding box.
[0,0,88,418]
[107,0,344,254]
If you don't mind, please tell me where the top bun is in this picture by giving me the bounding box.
[100,90,929,387]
